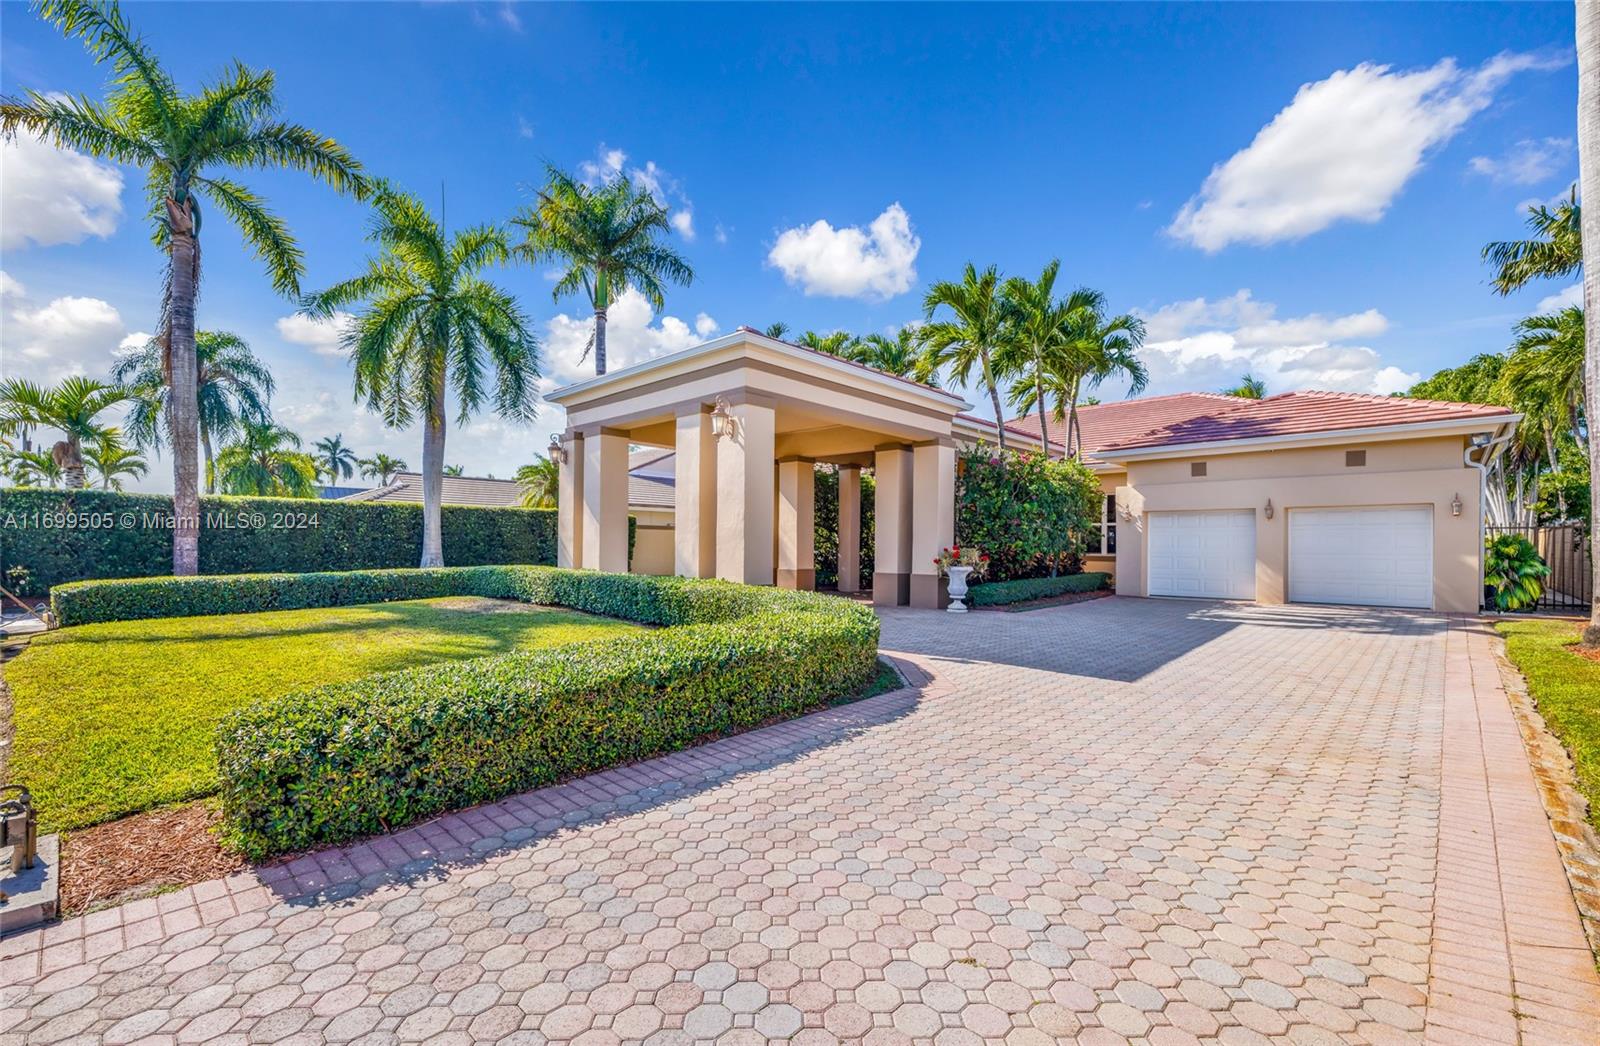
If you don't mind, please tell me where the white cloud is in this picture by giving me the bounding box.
[4,294,126,382]
[497,1,522,31]
[579,145,628,183]
[714,223,729,245]
[1470,137,1571,185]
[1169,52,1567,251]
[0,271,25,300]
[0,128,124,250]
[1128,290,1416,397]
[767,203,920,301]
[670,209,695,241]
[579,146,696,241]
[540,288,716,393]
[275,312,355,358]
[1536,282,1584,312]
[1515,182,1579,217]
[517,115,534,140]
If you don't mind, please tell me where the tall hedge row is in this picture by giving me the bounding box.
[0,488,562,592]
[956,445,1101,581]
[52,566,883,857]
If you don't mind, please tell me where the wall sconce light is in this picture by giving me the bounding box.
[1451,492,1462,517]
[710,396,734,440]
[547,434,566,465]
[1264,498,1274,520]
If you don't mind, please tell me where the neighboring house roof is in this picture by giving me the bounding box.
[337,469,671,511]
[1004,391,1516,463]
[953,413,1050,448]
[1095,391,1517,453]
[318,484,370,500]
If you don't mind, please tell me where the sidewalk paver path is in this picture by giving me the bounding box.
[3,598,1598,1044]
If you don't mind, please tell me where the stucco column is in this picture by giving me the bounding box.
[716,399,776,585]
[837,464,861,593]
[910,440,956,609]
[581,430,630,572]
[873,444,913,606]
[557,434,584,569]
[776,458,816,590]
[674,407,717,578]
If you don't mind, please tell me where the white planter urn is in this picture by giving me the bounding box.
[946,566,973,613]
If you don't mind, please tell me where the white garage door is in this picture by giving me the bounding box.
[1289,506,1433,609]
[1148,509,1257,600]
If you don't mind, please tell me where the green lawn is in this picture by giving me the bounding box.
[1497,619,1600,830]
[5,597,644,832]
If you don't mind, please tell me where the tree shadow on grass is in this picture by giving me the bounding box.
[252,657,926,912]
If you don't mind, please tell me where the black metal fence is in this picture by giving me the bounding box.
[1486,522,1592,613]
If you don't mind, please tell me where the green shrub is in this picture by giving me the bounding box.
[967,572,1110,606]
[0,488,561,590]
[814,465,876,589]
[60,565,879,856]
[955,446,1101,581]
[1484,533,1551,611]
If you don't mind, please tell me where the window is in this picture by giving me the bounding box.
[1097,494,1118,555]
[1190,461,1207,477]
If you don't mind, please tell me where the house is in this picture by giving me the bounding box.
[537,327,1517,613]
[1004,391,1519,611]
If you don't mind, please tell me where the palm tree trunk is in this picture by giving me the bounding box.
[594,308,608,376]
[981,350,1007,452]
[1066,374,1083,458]
[201,424,215,496]
[1580,0,1600,643]
[420,378,447,568]
[166,198,202,577]
[1034,372,1052,458]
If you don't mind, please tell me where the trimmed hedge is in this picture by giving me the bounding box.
[0,488,562,592]
[968,572,1110,606]
[51,566,880,857]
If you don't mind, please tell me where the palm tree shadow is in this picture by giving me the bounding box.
[252,660,927,911]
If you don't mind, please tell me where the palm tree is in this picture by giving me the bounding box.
[302,187,540,566]
[1055,299,1149,457]
[212,420,319,497]
[1579,0,1600,644]
[2,448,64,487]
[1505,308,1587,453]
[762,322,790,340]
[3,0,366,574]
[851,329,932,384]
[513,164,693,375]
[114,329,275,493]
[358,452,407,486]
[0,376,129,489]
[1221,373,1268,399]
[920,264,1012,451]
[998,261,1074,453]
[516,458,559,508]
[796,330,861,357]
[84,430,148,490]
[1484,187,1582,295]
[443,464,465,477]
[312,433,358,484]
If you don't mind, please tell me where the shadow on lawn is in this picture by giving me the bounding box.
[252,658,926,913]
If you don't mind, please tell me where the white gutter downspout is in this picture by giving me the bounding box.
[1465,426,1515,610]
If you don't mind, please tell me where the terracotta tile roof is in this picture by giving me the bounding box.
[1005,393,1238,463]
[1095,391,1516,453]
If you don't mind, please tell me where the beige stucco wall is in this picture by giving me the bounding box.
[1111,436,1483,612]
[631,509,676,576]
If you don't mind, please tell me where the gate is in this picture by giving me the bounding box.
[1486,522,1592,613]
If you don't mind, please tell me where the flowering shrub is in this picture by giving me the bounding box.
[955,445,1101,581]
[934,545,989,577]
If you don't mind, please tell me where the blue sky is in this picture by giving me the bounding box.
[0,1,1582,491]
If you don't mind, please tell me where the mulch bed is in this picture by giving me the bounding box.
[974,589,1114,613]
[59,802,245,917]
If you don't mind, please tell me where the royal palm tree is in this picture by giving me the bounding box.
[513,164,693,375]
[358,452,407,486]
[0,376,129,489]
[212,420,318,497]
[303,188,540,566]
[1484,187,1582,295]
[1221,373,1268,399]
[1578,0,1600,645]
[2,0,366,573]
[851,329,931,384]
[516,457,559,508]
[84,430,148,489]
[920,264,1012,451]
[114,329,274,493]
[312,433,358,484]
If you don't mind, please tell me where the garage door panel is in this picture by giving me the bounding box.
[1289,506,1433,609]
[1148,509,1256,600]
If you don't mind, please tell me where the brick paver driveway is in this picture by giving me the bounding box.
[5,598,1598,1044]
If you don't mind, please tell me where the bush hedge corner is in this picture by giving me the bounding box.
[968,572,1110,606]
[48,565,880,858]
